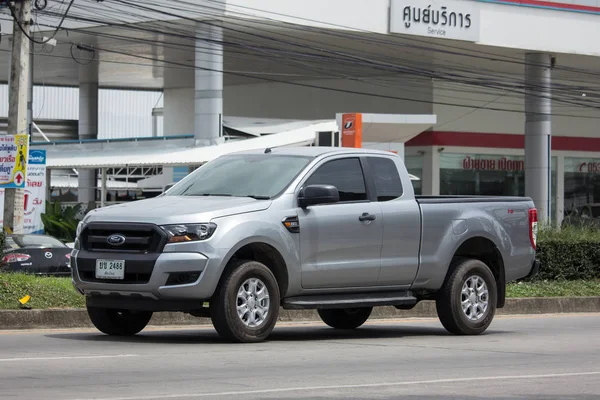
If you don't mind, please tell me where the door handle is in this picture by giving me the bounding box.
[359,212,376,222]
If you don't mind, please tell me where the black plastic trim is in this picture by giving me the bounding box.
[86,294,208,312]
[80,222,168,254]
[416,195,534,204]
[282,291,417,310]
[76,250,160,284]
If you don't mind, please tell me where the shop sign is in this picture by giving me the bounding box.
[0,149,47,234]
[577,161,600,174]
[390,0,481,42]
[0,134,29,189]
[462,156,524,172]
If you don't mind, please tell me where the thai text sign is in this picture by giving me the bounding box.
[0,149,47,234]
[0,134,29,188]
[390,0,481,42]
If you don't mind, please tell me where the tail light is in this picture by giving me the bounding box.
[3,253,32,263]
[528,208,538,250]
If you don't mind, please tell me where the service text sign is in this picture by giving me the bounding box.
[0,149,47,234]
[390,0,481,42]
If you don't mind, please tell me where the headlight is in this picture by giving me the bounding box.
[161,223,217,243]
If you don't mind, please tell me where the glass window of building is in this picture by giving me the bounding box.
[563,158,600,223]
[439,153,556,218]
[404,154,423,195]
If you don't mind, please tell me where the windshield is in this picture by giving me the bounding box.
[166,154,313,199]
[8,235,67,249]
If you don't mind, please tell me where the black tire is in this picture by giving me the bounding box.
[436,257,498,335]
[86,304,153,336]
[210,260,280,343]
[317,307,372,330]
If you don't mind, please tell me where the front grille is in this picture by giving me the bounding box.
[81,223,167,253]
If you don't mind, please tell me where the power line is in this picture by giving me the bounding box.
[8,1,600,117]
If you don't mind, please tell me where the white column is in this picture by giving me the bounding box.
[422,147,440,196]
[78,60,99,208]
[556,155,565,226]
[194,23,224,146]
[525,53,552,223]
[100,168,107,208]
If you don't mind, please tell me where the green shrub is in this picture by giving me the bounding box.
[40,201,82,242]
[0,230,6,272]
[534,225,600,281]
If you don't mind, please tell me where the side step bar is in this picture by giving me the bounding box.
[282,291,418,310]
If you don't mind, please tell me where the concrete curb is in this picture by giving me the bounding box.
[1,297,599,330]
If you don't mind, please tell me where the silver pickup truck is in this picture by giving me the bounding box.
[71,147,540,343]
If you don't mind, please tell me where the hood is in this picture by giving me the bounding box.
[83,195,271,225]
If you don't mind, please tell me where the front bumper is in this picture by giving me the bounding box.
[72,249,225,302]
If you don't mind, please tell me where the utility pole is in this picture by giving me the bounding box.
[4,0,32,234]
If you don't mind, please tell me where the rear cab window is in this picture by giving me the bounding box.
[366,156,404,201]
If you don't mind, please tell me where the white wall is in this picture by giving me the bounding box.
[225,0,390,33]
[224,77,433,120]
[433,82,600,137]
[163,88,195,136]
[0,85,162,139]
[477,2,600,57]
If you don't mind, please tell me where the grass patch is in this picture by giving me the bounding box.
[1,273,600,310]
[0,273,84,310]
[506,279,600,298]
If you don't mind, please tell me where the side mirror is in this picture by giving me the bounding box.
[298,184,340,208]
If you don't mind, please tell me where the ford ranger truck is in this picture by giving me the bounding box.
[71,147,540,343]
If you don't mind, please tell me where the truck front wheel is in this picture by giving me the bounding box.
[210,260,280,343]
[436,258,497,335]
[318,307,372,330]
[86,304,153,336]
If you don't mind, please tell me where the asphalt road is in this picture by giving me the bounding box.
[1,313,599,400]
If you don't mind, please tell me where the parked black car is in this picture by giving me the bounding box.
[2,234,72,276]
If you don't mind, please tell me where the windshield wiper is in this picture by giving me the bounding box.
[189,193,270,200]
[244,195,271,200]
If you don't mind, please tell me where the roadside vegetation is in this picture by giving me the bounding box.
[0,225,599,310]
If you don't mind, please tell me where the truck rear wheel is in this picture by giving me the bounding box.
[86,304,153,336]
[436,258,497,335]
[318,307,372,330]
[210,260,280,343]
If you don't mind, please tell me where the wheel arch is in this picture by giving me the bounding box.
[447,236,506,308]
[220,239,290,298]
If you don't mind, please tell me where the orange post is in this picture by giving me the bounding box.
[341,113,362,148]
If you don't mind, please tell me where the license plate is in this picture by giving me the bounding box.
[95,259,125,280]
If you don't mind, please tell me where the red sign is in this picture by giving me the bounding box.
[578,162,600,173]
[462,156,524,172]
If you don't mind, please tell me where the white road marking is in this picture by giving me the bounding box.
[0,354,137,362]
[70,371,600,400]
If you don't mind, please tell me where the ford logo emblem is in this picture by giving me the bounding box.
[107,234,126,246]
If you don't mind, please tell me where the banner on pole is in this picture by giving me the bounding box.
[0,134,29,188]
[0,149,47,234]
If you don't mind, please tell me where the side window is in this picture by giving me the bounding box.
[367,157,403,201]
[304,157,367,202]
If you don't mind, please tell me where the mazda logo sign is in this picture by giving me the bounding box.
[44,252,52,259]
[107,234,126,246]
